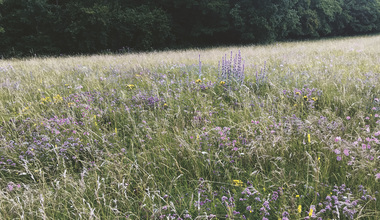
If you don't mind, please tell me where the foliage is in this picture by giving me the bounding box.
[0,0,380,57]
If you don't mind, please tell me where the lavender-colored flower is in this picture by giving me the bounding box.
[343,149,350,156]
[376,173,380,179]
[263,201,270,210]
[337,156,342,161]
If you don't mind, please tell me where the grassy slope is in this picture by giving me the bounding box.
[0,35,380,219]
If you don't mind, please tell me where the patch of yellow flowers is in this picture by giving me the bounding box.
[53,94,63,103]
[40,96,51,104]
[127,84,135,90]
[298,205,302,213]
[232,180,243,187]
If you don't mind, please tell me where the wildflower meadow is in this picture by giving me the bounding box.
[0,35,379,219]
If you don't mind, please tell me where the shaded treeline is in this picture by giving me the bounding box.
[1,0,380,57]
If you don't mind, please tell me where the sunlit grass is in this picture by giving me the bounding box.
[0,35,380,219]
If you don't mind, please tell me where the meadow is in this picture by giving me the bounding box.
[0,35,379,219]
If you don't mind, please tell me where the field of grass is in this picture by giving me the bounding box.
[1,35,380,219]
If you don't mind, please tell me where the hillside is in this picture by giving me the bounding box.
[0,35,380,219]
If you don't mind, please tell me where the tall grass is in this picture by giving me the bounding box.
[0,35,380,219]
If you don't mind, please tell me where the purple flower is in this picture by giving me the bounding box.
[343,149,350,156]
[334,149,341,154]
[263,201,270,210]
[346,116,351,120]
[337,156,342,161]
[335,136,341,142]
[376,173,380,180]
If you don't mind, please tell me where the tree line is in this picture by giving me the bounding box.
[1,0,380,57]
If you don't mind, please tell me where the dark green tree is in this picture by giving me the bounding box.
[344,0,380,33]
[0,0,57,56]
[314,0,343,35]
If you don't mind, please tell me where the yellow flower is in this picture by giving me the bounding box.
[127,84,135,90]
[309,208,313,217]
[312,97,318,101]
[303,96,308,101]
[220,81,226,86]
[68,102,75,107]
[115,127,117,134]
[295,92,300,95]
[296,195,299,198]
[233,180,243,187]
[53,94,63,103]
[298,205,302,213]
[195,79,202,84]
[164,103,168,108]
[307,134,311,143]
[40,96,52,104]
